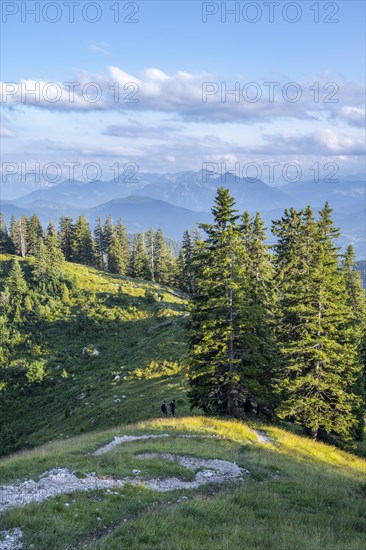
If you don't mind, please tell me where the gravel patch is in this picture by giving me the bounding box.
[0,456,248,512]
[253,430,273,444]
[0,528,23,550]
[93,434,171,455]
[0,468,134,513]
[137,453,248,491]
[93,433,225,456]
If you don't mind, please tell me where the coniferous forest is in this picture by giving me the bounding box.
[187,189,366,442]
[0,213,178,285]
[1,188,365,444]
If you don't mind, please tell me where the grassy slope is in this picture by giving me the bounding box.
[0,417,365,549]
[0,256,192,455]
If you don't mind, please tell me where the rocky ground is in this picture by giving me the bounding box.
[0,430,271,548]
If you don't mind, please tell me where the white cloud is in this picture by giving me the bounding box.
[0,126,16,138]
[2,67,363,127]
[102,122,183,139]
[88,42,110,55]
[256,128,365,156]
[337,106,365,128]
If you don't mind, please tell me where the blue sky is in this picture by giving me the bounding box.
[1,0,365,181]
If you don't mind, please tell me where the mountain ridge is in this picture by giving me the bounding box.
[1,170,365,257]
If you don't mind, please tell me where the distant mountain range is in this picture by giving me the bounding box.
[1,170,365,257]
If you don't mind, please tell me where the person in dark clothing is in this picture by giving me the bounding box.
[161,400,167,417]
[169,400,176,416]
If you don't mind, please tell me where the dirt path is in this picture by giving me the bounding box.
[0,453,248,516]
[92,433,225,456]
[253,430,273,444]
[0,432,251,548]
[137,453,248,491]
[0,468,132,513]
[0,455,248,513]
[93,434,171,455]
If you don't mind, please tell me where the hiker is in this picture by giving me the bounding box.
[161,400,168,417]
[169,399,176,417]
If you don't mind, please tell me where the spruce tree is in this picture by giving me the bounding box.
[189,188,247,415]
[154,228,169,284]
[10,216,28,257]
[342,244,366,439]
[44,225,64,278]
[107,222,129,276]
[0,214,13,254]
[58,216,74,261]
[9,216,18,255]
[103,215,114,264]
[33,238,48,282]
[72,216,95,266]
[108,233,123,274]
[273,204,363,440]
[343,245,366,323]
[238,211,278,415]
[114,219,130,275]
[6,259,28,295]
[94,217,105,269]
[179,229,194,293]
[146,228,155,281]
[27,214,43,256]
[18,215,28,257]
[33,228,64,287]
[5,260,29,321]
[131,233,150,279]
[166,244,178,287]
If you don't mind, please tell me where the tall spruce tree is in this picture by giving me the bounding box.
[44,225,64,277]
[5,260,29,321]
[238,211,278,415]
[107,221,130,276]
[146,228,155,281]
[6,259,28,296]
[94,217,105,269]
[18,215,28,257]
[166,244,178,287]
[108,232,123,275]
[154,228,170,284]
[189,188,248,415]
[72,216,95,266]
[0,214,13,254]
[114,219,130,275]
[9,216,18,256]
[179,229,194,293]
[33,238,48,282]
[10,216,28,257]
[58,216,74,261]
[342,244,366,439]
[103,215,114,265]
[273,204,363,440]
[131,233,150,279]
[27,214,43,256]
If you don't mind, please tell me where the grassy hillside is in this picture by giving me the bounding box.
[0,256,191,456]
[1,417,365,549]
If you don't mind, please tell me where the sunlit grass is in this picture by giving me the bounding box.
[137,416,259,444]
[266,427,366,480]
